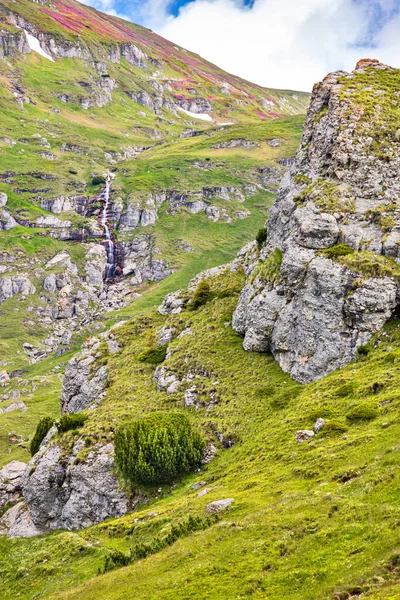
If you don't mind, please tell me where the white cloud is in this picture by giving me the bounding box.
[152,0,400,91]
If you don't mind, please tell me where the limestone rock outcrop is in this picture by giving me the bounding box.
[233,60,400,383]
[0,442,129,536]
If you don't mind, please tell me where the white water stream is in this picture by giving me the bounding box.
[101,176,116,279]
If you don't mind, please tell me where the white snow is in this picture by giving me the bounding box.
[24,31,54,62]
[178,108,213,122]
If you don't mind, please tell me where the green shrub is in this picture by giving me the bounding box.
[357,344,371,358]
[30,416,54,456]
[103,549,131,573]
[346,403,378,422]
[323,419,349,435]
[57,412,88,433]
[102,514,218,573]
[320,244,354,260]
[250,248,283,284]
[189,281,212,310]
[339,251,400,278]
[255,227,267,247]
[137,344,167,365]
[115,412,205,485]
[92,175,106,186]
[334,382,356,397]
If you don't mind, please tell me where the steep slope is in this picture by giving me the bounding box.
[1,260,400,600]
[234,58,400,382]
[1,59,400,600]
[0,0,308,379]
[0,0,308,465]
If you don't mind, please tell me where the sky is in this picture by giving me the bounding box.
[82,0,400,91]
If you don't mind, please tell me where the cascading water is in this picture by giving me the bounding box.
[99,175,123,280]
[101,175,117,279]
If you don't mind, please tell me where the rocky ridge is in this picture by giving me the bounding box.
[233,59,400,383]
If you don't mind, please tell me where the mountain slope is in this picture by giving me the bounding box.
[1,58,400,600]
[0,0,308,405]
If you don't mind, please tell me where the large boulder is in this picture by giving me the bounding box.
[0,442,129,535]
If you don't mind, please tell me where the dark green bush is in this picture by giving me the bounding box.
[357,344,371,358]
[30,416,54,456]
[102,514,218,573]
[319,243,354,259]
[256,227,267,247]
[137,344,167,364]
[115,412,205,485]
[323,419,349,435]
[189,281,212,310]
[346,403,378,422]
[103,549,131,573]
[92,175,106,186]
[57,412,88,433]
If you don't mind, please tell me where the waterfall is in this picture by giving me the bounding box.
[100,175,119,279]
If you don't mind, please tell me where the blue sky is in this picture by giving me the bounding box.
[84,0,400,90]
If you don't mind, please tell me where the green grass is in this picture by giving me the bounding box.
[1,268,400,599]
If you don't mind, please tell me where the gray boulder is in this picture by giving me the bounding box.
[19,442,128,532]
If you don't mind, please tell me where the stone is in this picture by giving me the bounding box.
[184,386,198,407]
[295,430,315,443]
[60,340,108,414]
[158,290,185,315]
[0,276,35,305]
[0,401,28,414]
[0,461,26,512]
[206,498,234,513]
[0,370,10,383]
[192,481,206,490]
[0,502,43,538]
[197,488,211,498]
[156,326,176,346]
[13,442,129,533]
[314,418,325,433]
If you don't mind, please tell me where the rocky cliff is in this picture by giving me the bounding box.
[233,59,400,383]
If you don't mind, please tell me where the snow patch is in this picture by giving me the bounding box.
[178,108,212,122]
[24,31,54,62]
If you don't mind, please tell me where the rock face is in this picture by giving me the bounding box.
[19,442,128,532]
[233,60,400,383]
[0,461,26,512]
[60,336,108,414]
[0,276,35,304]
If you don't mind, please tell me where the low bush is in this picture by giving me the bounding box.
[189,281,212,310]
[30,416,54,456]
[250,248,283,285]
[137,344,168,365]
[102,514,218,573]
[115,412,205,485]
[323,419,349,435]
[346,403,378,422]
[255,227,267,247]
[57,412,88,433]
[92,175,106,186]
[320,244,354,260]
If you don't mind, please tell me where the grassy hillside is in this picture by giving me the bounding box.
[1,266,400,599]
